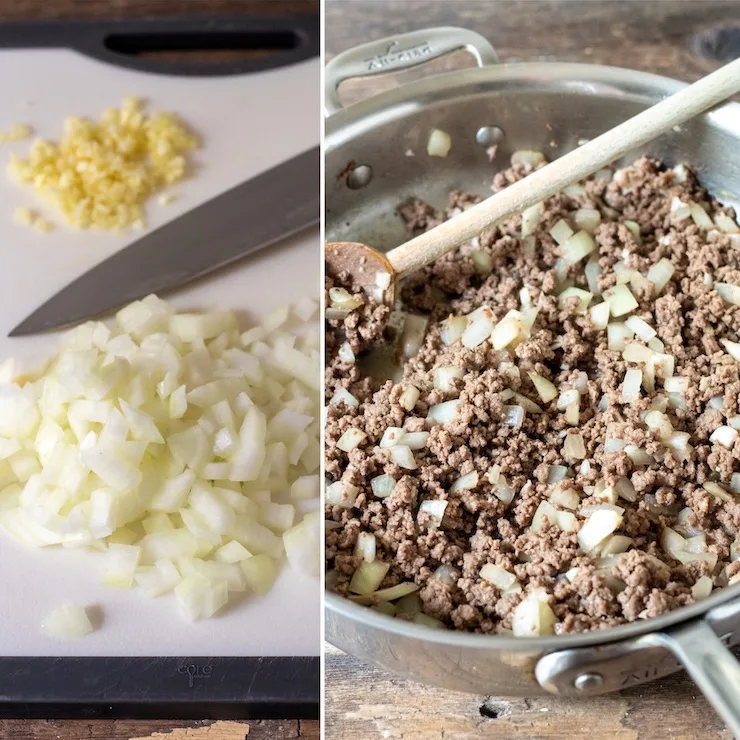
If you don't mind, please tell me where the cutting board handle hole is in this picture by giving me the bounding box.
[102,30,301,64]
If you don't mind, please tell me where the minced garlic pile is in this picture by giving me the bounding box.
[7,97,198,232]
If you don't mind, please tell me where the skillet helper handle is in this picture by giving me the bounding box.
[653,620,740,738]
[386,55,740,279]
[324,26,498,115]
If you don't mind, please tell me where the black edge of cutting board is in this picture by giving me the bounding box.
[0,15,319,76]
[0,656,319,719]
[0,15,319,718]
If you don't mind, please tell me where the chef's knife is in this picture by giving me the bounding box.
[10,146,319,336]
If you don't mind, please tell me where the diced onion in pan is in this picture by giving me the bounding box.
[715,282,740,306]
[417,499,448,529]
[480,563,520,592]
[371,475,397,498]
[603,284,638,317]
[512,589,557,636]
[427,129,451,157]
[646,259,675,294]
[528,372,557,403]
[574,208,601,234]
[440,316,468,346]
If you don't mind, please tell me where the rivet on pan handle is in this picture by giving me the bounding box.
[324,26,499,117]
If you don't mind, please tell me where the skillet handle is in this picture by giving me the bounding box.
[652,618,740,737]
[324,26,498,116]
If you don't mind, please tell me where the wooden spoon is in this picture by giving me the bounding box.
[325,57,740,307]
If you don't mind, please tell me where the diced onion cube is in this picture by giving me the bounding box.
[710,425,738,449]
[401,314,428,358]
[325,481,359,509]
[337,428,367,452]
[440,316,468,346]
[241,553,280,594]
[379,427,405,448]
[689,202,714,229]
[623,342,654,363]
[370,474,396,498]
[399,386,421,410]
[291,475,319,501]
[283,512,320,578]
[532,501,559,531]
[42,603,94,640]
[102,544,140,589]
[503,405,525,427]
[356,531,376,563]
[450,471,478,493]
[480,563,520,592]
[511,150,546,170]
[603,284,638,317]
[578,509,623,553]
[563,433,586,460]
[574,208,601,234]
[551,487,580,509]
[607,322,634,351]
[646,259,675,293]
[528,372,557,403]
[590,301,610,329]
[721,339,740,361]
[715,282,740,306]
[561,230,596,264]
[512,590,557,636]
[433,366,463,392]
[390,445,416,470]
[670,197,692,220]
[401,432,429,450]
[521,202,544,237]
[174,574,228,621]
[427,129,451,157]
[427,400,460,425]
[330,388,359,407]
[692,575,713,601]
[462,308,495,348]
[491,314,522,350]
[550,219,574,245]
[625,316,656,342]
[621,368,642,403]
[215,540,252,564]
[417,499,448,529]
[349,560,390,595]
[558,287,592,314]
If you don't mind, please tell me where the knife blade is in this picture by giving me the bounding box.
[10,146,320,336]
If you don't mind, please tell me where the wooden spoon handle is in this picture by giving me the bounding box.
[386,56,740,279]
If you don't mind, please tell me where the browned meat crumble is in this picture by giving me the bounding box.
[325,156,740,635]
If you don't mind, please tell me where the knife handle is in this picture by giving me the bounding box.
[0,15,318,77]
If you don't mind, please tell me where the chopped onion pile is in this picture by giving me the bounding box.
[0,295,320,624]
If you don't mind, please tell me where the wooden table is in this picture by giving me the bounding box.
[324,1,740,738]
[0,2,318,739]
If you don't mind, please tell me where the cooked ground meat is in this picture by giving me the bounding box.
[325,156,740,635]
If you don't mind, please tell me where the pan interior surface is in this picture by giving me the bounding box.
[325,62,740,695]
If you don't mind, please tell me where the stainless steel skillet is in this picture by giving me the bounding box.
[324,26,740,734]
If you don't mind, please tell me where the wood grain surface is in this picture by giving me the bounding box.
[324,1,740,739]
[0,3,319,738]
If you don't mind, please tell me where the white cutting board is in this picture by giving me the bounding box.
[0,49,320,657]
